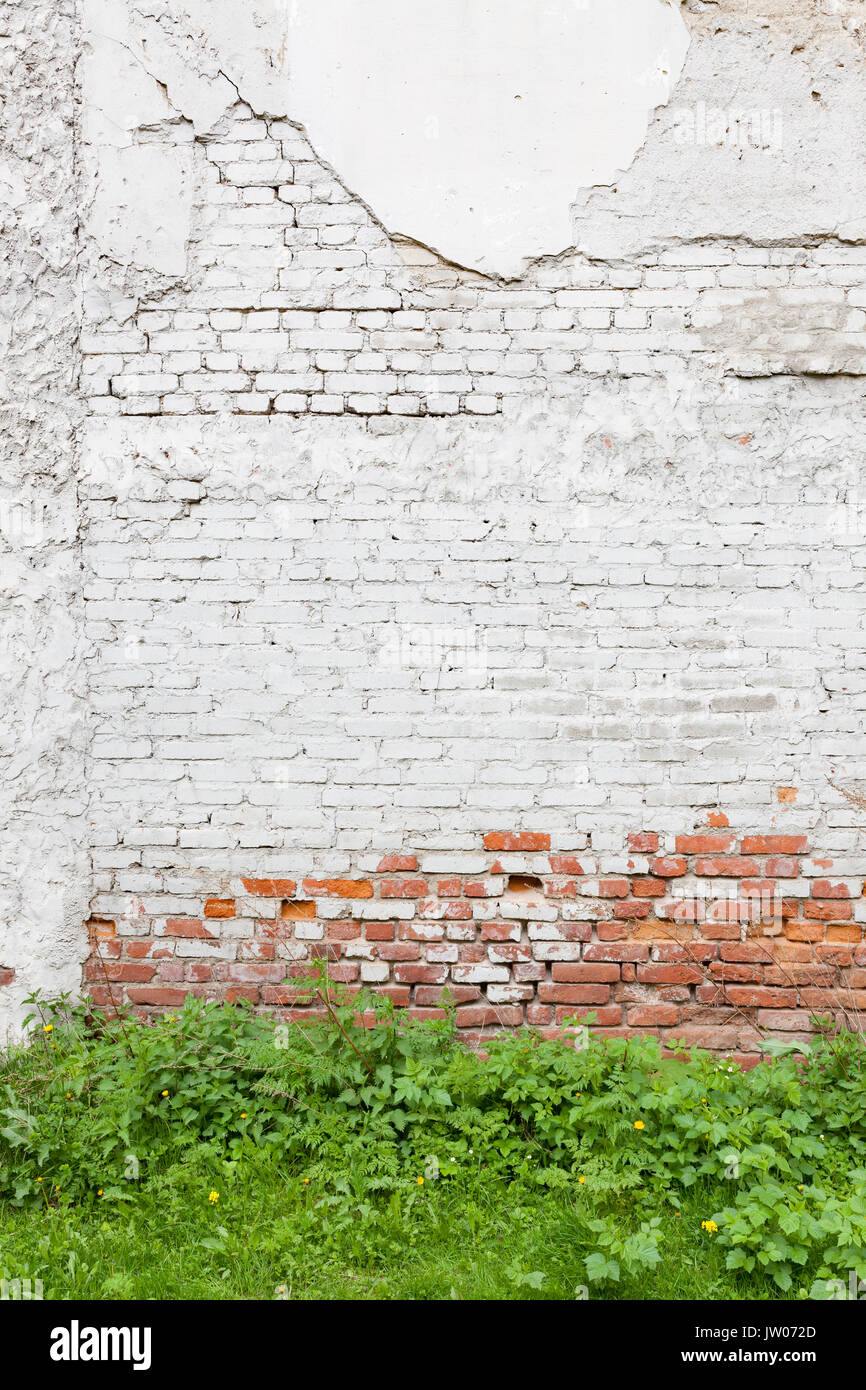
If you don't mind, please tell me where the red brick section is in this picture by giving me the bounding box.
[82,829,866,1063]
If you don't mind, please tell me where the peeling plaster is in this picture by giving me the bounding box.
[82,0,691,279]
[280,0,691,277]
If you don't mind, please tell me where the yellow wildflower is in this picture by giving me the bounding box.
[208,1190,219,1204]
[578,1176,586,1184]
[161,1090,169,1097]
[417,1176,424,1186]
[634,1120,645,1131]
[701,1219,718,1234]
[43,1024,53,1033]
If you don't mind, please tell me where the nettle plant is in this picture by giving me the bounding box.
[1,966,865,1293]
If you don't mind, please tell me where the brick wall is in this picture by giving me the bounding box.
[84,827,866,1060]
[79,401,866,1053]
[8,0,866,1046]
[82,100,866,419]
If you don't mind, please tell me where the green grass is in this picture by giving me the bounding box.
[1,977,865,1300]
[1,1155,784,1301]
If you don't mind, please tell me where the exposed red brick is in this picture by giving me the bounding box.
[675,835,735,854]
[811,879,852,899]
[483,832,550,851]
[204,898,235,918]
[242,879,296,896]
[301,879,374,898]
[548,854,585,873]
[740,835,808,854]
[695,857,760,877]
[652,856,687,877]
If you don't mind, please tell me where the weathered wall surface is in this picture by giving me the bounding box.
[0,0,90,1039]
[5,0,866,1045]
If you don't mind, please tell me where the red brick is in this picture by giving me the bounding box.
[415,985,480,1005]
[637,963,704,985]
[376,943,420,961]
[538,983,610,1005]
[481,922,521,941]
[599,878,630,898]
[204,898,235,919]
[811,879,852,899]
[555,1006,622,1026]
[376,854,418,872]
[165,918,215,939]
[301,879,374,898]
[804,900,852,920]
[632,878,666,898]
[551,963,619,982]
[437,878,462,897]
[614,901,651,919]
[483,832,550,851]
[651,857,687,877]
[241,879,296,896]
[826,924,860,942]
[281,900,316,920]
[365,922,395,940]
[675,834,735,854]
[126,987,186,1006]
[585,943,650,962]
[725,985,798,1008]
[764,858,799,878]
[394,963,448,984]
[627,1005,679,1026]
[628,832,659,853]
[740,835,809,854]
[455,1005,524,1027]
[380,878,428,898]
[548,854,585,873]
[695,857,760,877]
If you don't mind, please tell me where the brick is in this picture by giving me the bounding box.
[675,835,735,853]
[740,836,809,854]
[204,898,236,918]
[483,832,551,851]
[651,857,687,877]
[301,879,374,898]
[242,879,296,897]
[695,857,760,877]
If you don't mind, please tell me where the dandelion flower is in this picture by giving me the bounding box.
[97,1190,103,1197]
[798,1184,804,1191]
[37,1177,42,1184]
[634,1120,645,1131]
[161,1090,169,1097]
[208,1190,219,1204]
[65,1093,71,1099]
[43,1024,53,1033]
[240,1112,247,1119]
[578,1176,586,1184]
[302,1178,310,1185]
[417,1177,424,1186]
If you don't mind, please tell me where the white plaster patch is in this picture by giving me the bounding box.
[284,0,690,277]
[90,146,193,277]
